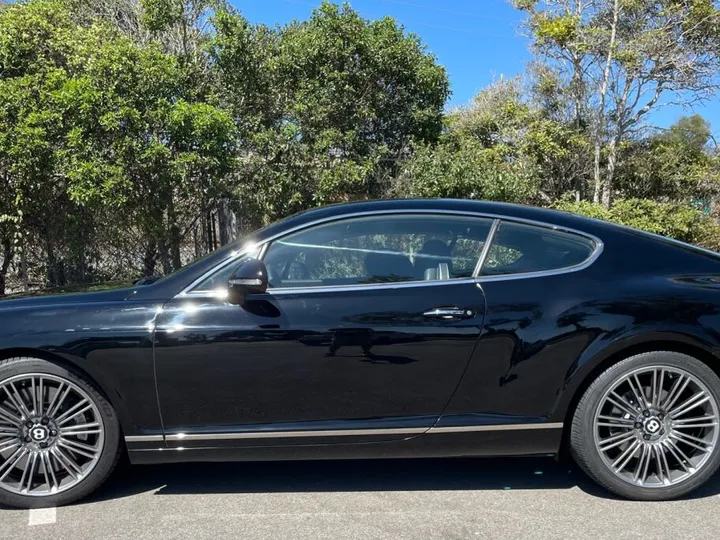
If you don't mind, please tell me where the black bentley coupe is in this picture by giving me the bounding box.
[2,198,720,508]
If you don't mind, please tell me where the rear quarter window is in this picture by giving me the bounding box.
[482,221,597,276]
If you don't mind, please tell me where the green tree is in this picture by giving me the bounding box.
[63,24,237,274]
[517,0,720,207]
[0,0,236,289]
[210,2,450,226]
[616,115,720,202]
[556,197,720,250]
[0,0,83,290]
[397,76,589,205]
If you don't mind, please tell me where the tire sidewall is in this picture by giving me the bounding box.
[0,357,120,509]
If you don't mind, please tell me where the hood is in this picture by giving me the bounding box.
[0,283,139,309]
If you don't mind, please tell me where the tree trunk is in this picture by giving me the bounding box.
[169,224,182,270]
[46,237,62,287]
[167,200,182,271]
[217,199,237,246]
[593,141,603,204]
[206,211,216,253]
[603,136,619,207]
[142,240,158,277]
[158,236,172,276]
[0,237,12,296]
[20,239,28,292]
[592,0,620,208]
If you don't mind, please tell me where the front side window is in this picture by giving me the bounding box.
[262,214,494,289]
[482,221,597,276]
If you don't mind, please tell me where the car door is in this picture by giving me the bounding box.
[153,212,494,447]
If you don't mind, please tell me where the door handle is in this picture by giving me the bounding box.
[423,307,475,320]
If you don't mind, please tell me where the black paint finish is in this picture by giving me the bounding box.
[0,288,163,436]
[1,199,720,463]
[154,281,486,443]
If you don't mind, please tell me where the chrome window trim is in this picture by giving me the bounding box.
[176,209,604,299]
[127,422,564,444]
[473,218,500,276]
[265,277,479,296]
[476,224,604,282]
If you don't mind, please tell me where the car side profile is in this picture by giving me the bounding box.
[1,198,720,508]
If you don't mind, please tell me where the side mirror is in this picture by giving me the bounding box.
[228,259,268,303]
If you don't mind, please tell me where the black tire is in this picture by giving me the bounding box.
[571,351,720,500]
[0,357,122,509]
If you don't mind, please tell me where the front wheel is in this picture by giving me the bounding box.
[0,357,121,508]
[571,351,720,500]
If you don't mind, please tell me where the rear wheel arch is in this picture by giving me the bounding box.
[555,337,720,454]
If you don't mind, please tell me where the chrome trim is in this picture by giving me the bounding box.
[151,423,566,442]
[176,209,604,298]
[423,307,474,319]
[473,218,500,277]
[229,278,263,287]
[178,243,263,296]
[125,435,165,443]
[267,278,478,296]
[428,422,564,434]
[475,238,604,283]
[166,427,427,441]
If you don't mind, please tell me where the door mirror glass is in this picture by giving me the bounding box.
[228,259,268,302]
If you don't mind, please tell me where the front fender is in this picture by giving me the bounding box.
[0,299,163,437]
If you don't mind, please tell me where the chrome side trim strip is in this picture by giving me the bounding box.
[166,427,427,441]
[473,218,500,277]
[125,435,165,443]
[428,422,564,434]
[175,209,604,299]
[144,423,566,443]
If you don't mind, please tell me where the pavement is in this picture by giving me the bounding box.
[1,456,719,539]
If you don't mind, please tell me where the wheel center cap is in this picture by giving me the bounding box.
[29,425,50,443]
[644,417,662,435]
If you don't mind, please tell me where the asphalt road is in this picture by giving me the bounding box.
[1,456,719,540]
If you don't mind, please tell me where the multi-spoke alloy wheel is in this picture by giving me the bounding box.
[0,358,120,508]
[594,366,718,487]
[571,352,720,500]
[0,374,105,496]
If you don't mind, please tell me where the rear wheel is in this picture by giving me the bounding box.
[571,351,720,500]
[0,357,121,508]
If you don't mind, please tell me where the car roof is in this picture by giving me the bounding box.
[277,198,720,265]
[279,199,596,232]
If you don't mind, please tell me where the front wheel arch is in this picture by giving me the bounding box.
[0,347,131,439]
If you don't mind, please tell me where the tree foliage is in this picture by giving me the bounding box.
[211,2,450,224]
[516,0,720,206]
[1,0,720,294]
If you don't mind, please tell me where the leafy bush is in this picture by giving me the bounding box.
[556,197,720,251]
[394,139,540,204]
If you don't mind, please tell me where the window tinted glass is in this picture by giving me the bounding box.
[482,221,596,276]
[263,215,493,289]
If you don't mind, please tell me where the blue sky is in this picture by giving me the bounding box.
[232,0,720,134]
